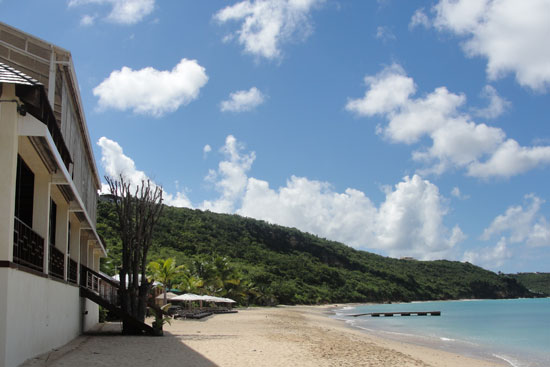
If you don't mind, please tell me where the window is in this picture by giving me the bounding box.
[49,199,57,246]
[14,155,34,227]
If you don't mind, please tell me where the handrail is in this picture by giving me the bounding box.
[13,216,44,272]
[68,258,78,284]
[80,264,119,306]
[49,245,64,280]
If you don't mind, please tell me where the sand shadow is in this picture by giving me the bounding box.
[23,323,219,367]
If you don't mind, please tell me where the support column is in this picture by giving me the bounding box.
[0,84,19,261]
[70,218,81,283]
[87,241,94,269]
[55,197,69,281]
[33,172,51,274]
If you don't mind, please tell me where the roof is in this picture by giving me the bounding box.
[0,62,41,86]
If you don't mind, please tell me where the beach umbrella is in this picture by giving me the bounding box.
[171,293,204,302]
[155,292,178,300]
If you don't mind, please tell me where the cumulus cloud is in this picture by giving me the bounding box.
[481,194,549,247]
[472,85,510,119]
[346,64,550,178]
[96,134,464,259]
[97,136,192,207]
[409,8,431,29]
[220,87,265,112]
[214,0,324,60]
[68,0,155,25]
[200,136,463,259]
[200,135,256,213]
[463,237,512,269]
[93,59,208,117]
[433,0,550,91]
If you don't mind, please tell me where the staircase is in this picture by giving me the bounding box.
[80,265,156,335]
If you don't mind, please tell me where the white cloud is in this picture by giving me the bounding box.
[238,175,463,260]
[200,135,256,213]
[451,187,469,200]
[199,136,463,259]
[463,237,512,269]
[93,58,208,117]
[433,0,550,91]
[409,8,431,29]
[97,136,192,207]
[203,144,212,155]
[214,0,324,60]
[481,194,549,247]
[467,140,550,178]
[97,134,464,259]
[472,85,510,119]
[80,14,96,26]
[346,64,550,178]
[346,64,416,118]
[220,87,265,112]
[68,0,155,25]
[375,26,396,42]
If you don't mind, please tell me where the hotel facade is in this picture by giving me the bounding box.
[0,22,106,367]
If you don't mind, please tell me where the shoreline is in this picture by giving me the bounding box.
[22,305,506,367]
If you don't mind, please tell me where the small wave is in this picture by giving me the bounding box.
[493,354,523,367]
[440,337,455,342]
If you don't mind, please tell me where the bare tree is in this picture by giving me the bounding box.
[106,175,163,334]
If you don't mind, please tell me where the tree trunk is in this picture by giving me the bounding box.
[107,175,163,334]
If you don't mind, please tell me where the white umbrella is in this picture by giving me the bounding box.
[155,291,179,300]
[171,293,204,302]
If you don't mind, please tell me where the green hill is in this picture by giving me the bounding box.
[97,201,534,305]
[507,273,550,296]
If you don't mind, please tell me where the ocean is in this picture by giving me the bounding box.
[333,298,550,367]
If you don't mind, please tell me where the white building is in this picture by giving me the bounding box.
[0,22,107,367]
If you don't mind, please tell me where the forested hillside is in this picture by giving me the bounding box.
[508,273,550,296]
[97,201,534,305]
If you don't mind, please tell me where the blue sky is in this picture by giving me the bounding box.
[2,0,549,273]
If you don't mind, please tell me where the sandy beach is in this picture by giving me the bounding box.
[22,305,505,367]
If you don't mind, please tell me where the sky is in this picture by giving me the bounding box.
[2,0,549,273]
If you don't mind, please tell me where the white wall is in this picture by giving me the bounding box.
[82,299,99,332]
[1,269,90,367]
[0,269,9,367]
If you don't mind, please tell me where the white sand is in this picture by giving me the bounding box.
[22,305,506,367]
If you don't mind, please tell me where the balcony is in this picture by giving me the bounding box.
[13,216,44,272]
[68,258,78,284]
[49,245,65,280]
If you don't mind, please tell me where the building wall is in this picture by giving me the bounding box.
[0,22,99,224]
[0,268,83,367]
[0,24,107,367]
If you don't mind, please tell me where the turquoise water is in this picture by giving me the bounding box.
[334,298,550,367]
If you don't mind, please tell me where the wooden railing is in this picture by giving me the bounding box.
[49,245,65,280]
[13,216,44,272]
[80,265,119,306]
[68,258,78,284]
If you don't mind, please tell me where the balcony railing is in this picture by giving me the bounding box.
[13,217,44,272]
[49,245,65,280]
[68,258,78,284]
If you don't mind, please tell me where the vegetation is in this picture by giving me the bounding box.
[147,258,185,305]
[98,201,535,306]
[507,273,550,296]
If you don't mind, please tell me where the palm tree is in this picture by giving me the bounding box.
[147,258,185,305]
[176,275,204,294]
